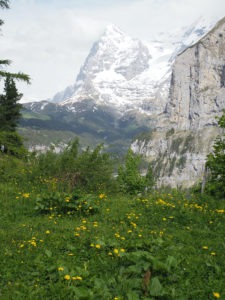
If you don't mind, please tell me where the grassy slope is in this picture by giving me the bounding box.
[0,170,225,299]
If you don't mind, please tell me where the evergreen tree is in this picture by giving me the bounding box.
[206,111,225,197]
[0,75,22,131]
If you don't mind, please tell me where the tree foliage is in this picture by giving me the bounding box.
[206,111,225,198]
[0,0,9,9]
[0,0,9,26]
[0,75,22,131]
[0,130,27,157]
[117,149,154,195]
[0,1,30,157]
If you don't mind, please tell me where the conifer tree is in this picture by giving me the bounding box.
[0,75,22,131]
[0,0,29,156]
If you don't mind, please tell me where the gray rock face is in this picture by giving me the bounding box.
[132,18,225,187]
[166,18,225,130]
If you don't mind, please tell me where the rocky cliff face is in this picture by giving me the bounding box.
[132,17,225,187]
[167,17,225,130]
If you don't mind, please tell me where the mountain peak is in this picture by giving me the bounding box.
[103,23,125,38]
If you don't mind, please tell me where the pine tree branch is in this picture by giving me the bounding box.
[0,71,31,84]
[0,0,9,9]
[0,59,11,66]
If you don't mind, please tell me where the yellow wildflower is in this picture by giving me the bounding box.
[30,241,37,247]
[215,209,225,213]
[72,276,82,281]
[64,275,71,280]
[213,292,220,298]
[58,267,64,271]
[65,197,70,203]
[113,248,119,255]
[45,230,50,234]
[22,193,30,198]
[202,246,208,250]
[95,244,101,249]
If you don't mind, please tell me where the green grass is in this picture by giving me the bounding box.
[0,175,225,299]
[21,111,51,121]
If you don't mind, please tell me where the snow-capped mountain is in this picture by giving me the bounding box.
[53,17,217,117]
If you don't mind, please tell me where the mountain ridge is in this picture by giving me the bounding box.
[50,16,217,114]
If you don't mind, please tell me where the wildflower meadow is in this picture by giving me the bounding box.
[0,146,225,299]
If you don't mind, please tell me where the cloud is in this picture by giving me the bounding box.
[1,0,225,101]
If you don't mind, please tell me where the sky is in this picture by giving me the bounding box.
[1,0,225,102]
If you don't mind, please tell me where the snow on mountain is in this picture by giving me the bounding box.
[53,17,218,116]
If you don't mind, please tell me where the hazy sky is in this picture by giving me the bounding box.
[1,0,225,101]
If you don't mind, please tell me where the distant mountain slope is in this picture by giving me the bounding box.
[21,16,219,157]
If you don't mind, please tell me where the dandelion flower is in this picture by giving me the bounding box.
[72,276,82,281]
[45,230,50,234]
[58,267,64,271]
[202,246,208,250]
[22,193,30,198]
[95,244,101,249]
[64,275,71,280]
[213,292,220,298]
[113,248,119,255]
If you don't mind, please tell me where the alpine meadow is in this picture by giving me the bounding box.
[1,1,225,299]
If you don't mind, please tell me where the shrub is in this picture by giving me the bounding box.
[117,149,154,195]
[31,139,114,193]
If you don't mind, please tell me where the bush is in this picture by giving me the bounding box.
[35,190,100,216]
[31,139,114,193]
[117,149,154,195]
